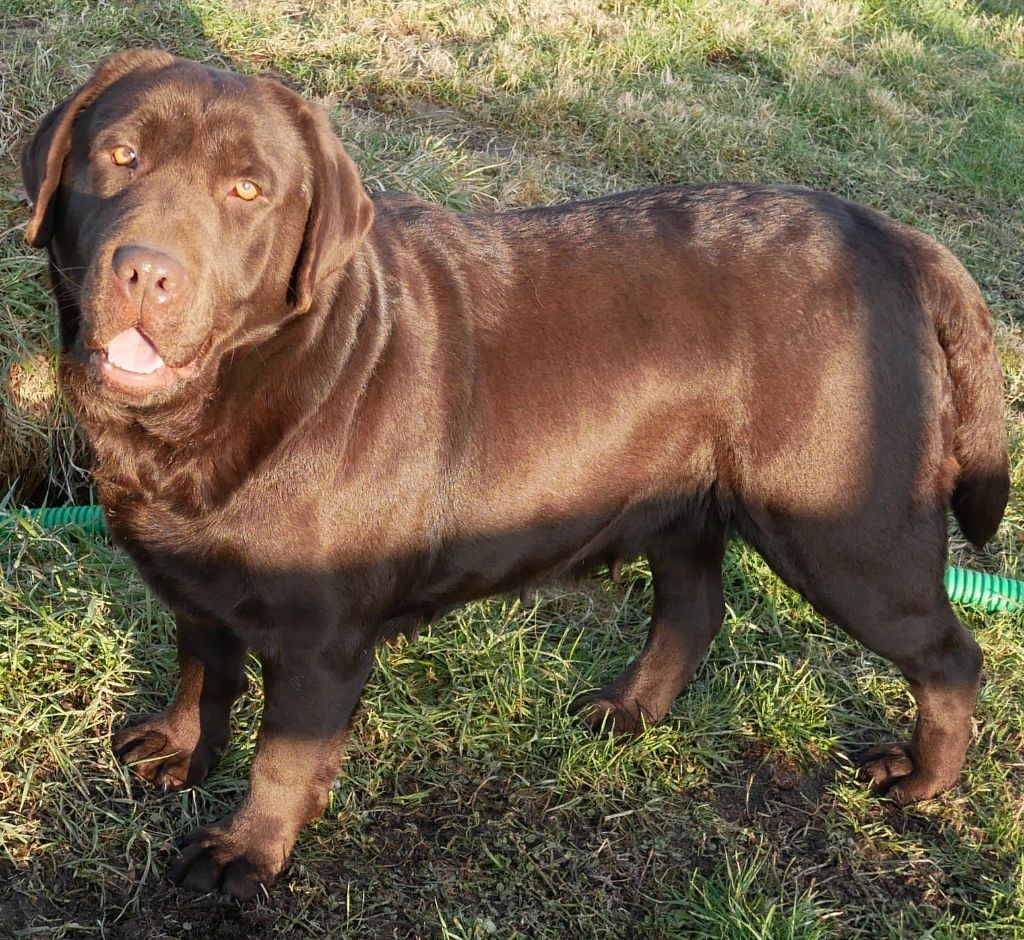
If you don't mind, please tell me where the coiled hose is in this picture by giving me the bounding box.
[17,504,106,533]
[4,504,1023,612]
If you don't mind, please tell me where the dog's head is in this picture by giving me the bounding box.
[21,51,374,407]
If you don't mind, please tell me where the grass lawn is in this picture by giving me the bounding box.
[2,1,1023,937]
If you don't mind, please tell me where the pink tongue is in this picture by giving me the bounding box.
[106,328,164,374]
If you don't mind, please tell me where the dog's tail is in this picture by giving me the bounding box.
[926,245,1009,548]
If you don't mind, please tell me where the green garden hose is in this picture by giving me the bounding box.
[14,503,107,534]
[942,565,1024,612]
[3,504,1023,612]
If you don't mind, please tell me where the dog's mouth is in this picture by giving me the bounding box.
[95,327,202,395]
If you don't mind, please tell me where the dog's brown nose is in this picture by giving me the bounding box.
[112,245,188,310]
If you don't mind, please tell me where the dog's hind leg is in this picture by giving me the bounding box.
[570,529,726,735]
[743,506,982,804]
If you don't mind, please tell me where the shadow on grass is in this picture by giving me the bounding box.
[4,524,1018,938]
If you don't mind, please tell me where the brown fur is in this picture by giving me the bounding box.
[21,52,1009,900]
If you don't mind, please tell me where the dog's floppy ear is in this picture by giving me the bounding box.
[21,49,175,248]
[279,94,375,313]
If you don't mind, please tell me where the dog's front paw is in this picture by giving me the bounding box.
[168,817,291,900]
[569,690,652,736]
[114,712,222,790]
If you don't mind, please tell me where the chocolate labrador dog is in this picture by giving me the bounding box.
[21,50,1008,899]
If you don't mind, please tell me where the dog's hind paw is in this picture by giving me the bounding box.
[569,690,652,736]
[854,742,955,805]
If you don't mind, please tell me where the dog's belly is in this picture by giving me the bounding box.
[390,487,714,622]
[116,481,709,652]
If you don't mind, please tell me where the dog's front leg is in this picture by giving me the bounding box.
[168,630,375,900]
[114,618,248,790]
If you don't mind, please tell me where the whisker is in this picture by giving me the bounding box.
[48,261,89,286]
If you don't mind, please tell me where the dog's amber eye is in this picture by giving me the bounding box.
[233,180,260,201]
[111,145,137,167]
